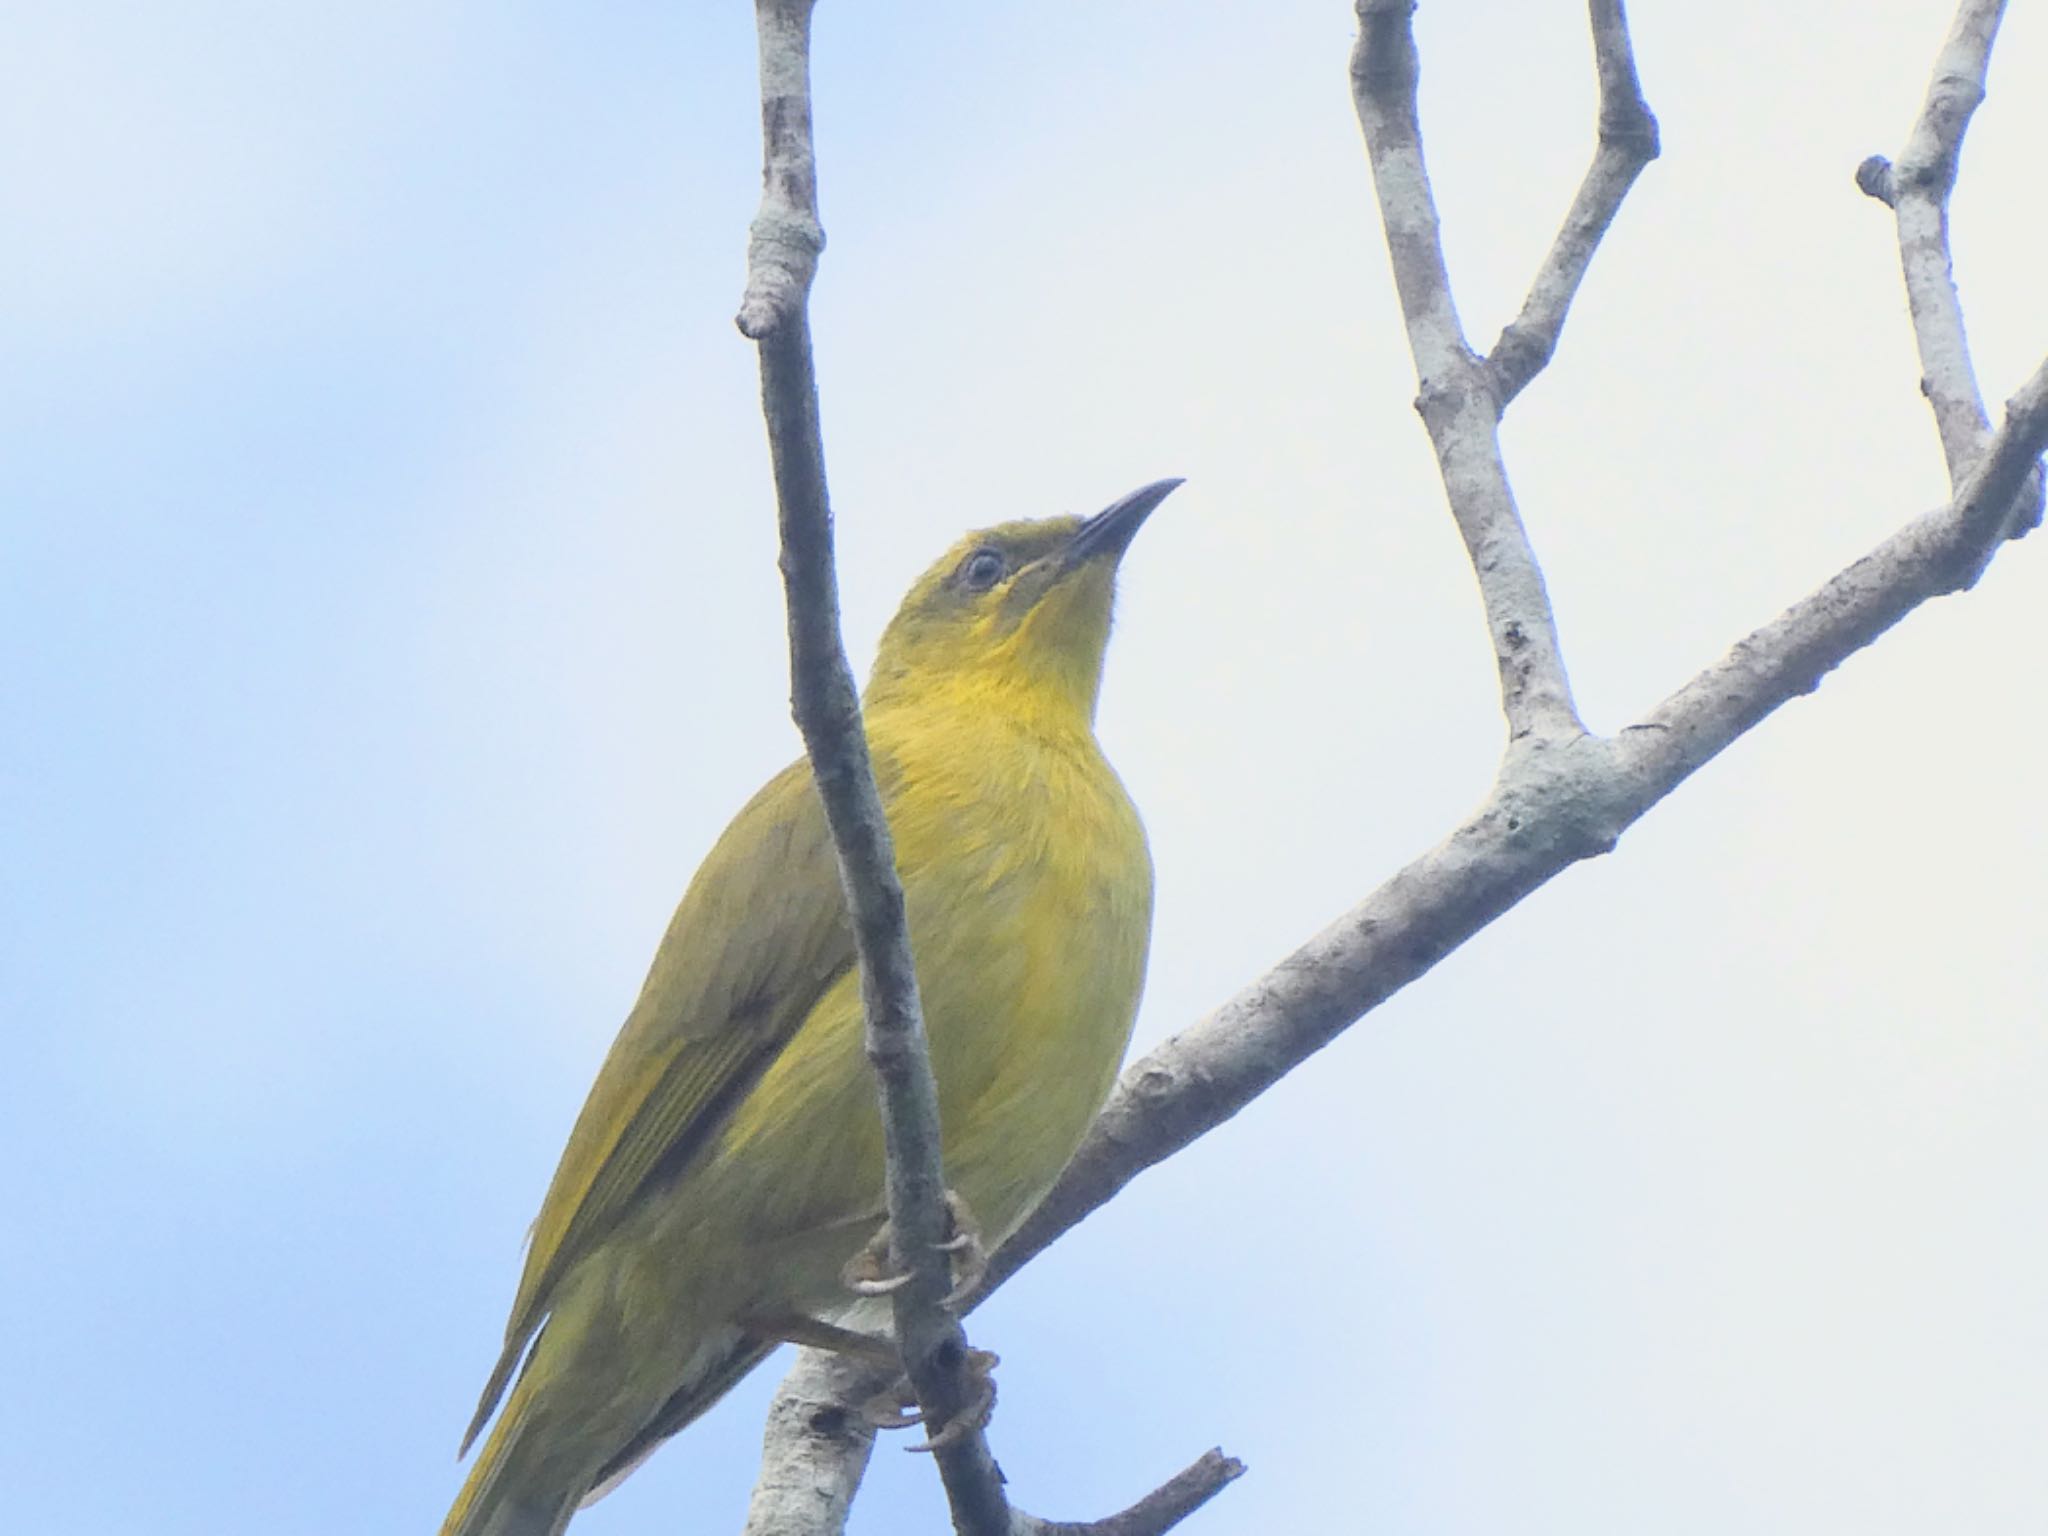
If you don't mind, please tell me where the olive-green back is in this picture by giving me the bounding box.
[462,755,861,1451]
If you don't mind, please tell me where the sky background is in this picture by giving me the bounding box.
[5,3,2046,1533]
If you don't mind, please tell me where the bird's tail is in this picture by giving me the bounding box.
[438,1480,575,1536]
[440,1308,765,1536]
[439,1383,582,1536]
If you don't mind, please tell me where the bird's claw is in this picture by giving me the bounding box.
[842,1262,914,1298]
[935,1191,988,1309]
[857,1348,1000,1453]
[909,1347,998,1453]
[840,1190,988,1309]
[859,1382,925,1431]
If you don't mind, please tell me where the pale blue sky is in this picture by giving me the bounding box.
[6,4,2046,1534]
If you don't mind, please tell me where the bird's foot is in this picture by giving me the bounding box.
[933,1190,989,1308]
[858,1346,1000,1453]
[841,1190,987,1310]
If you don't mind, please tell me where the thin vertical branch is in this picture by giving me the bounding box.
[737,2,1013,1533]
[1855,0,2044,555]
[1350,0,1585,745]
[734,0,825,342]
[1869,0,2003,476]
[1489,0,1660,405]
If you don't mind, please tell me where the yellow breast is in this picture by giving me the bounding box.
[711,690,1152,1273]
[886,697,1153,1237]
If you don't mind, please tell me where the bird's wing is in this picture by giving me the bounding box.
[462,755,861,1452]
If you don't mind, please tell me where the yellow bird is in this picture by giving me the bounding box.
[442,479,1180,1536]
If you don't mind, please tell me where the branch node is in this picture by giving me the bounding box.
[736,213,826,339]
[1487,322,1555,404]
[1854,154,1897,207]
[1876,0,2009,490]
[1356,2,1594,743]
[1599,104,1662,164]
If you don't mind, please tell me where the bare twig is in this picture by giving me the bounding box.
[1854,154,1898,207]
[1490,0,1660,406]
[734,0,824,341]
[1865,0,2002,475]
[1350,0,1586,745]
[1855,0,2044,554]
[1014,1450,1247,1536]
[739,2,1013,1533]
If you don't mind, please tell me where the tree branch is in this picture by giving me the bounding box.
[740,1353,880,1536]
[738,2,1013,1533]
[749,6,2046,1526]
[1854,0,2044,559]
[734,0,824,343]
[1350,0,1589,745]
[1489,0,1660,407]
[1013,1450,1246,1536]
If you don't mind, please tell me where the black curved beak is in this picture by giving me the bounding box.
[1064,477,1184,567]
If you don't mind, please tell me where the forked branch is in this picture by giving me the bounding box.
[1854,0,2044,561]
[1350,0,1609,745]
[1490,0,1660,406]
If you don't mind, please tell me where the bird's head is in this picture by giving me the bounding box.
[865,478,1182,724]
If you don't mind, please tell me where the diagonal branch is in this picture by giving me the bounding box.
[1014,1450,1247,1536]
[987,354,2047,1382]
[1854,0,2044,562]
[1628,353,2048,765]
[994,352,2048,1298]
[738,2,1013,1533]
[1489,0,1660,407]
[1350,0,1588,745]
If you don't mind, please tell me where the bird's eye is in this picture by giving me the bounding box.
[958,547,1006,592]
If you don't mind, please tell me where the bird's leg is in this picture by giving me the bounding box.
[738,1310,899,1366]
[839,1189,988,1310]
[740,1313,924,1431]
[739,1310,998,1447]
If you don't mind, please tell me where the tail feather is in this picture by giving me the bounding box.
[442,1368,583,1536]
[460,1330,532,1458]
[444,1312,767,1536]
[440,1481,577,1536]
